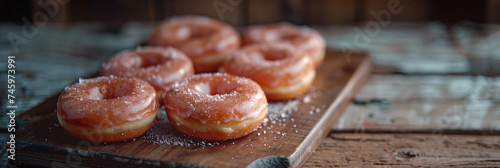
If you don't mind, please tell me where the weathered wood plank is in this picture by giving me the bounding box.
[304,133,500,167]
[315,23,472,74]
[316,22,500,75]
[1,23,151,167]
[451,23,500,75]
[335,102,500,132]
[353,75,500,101]
[0,23,151,128]
[334,75,500,132]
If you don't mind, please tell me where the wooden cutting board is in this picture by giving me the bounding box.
[12,49,370,168]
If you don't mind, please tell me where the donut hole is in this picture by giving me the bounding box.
[179,26,216,39]
[260,50,289,61]
[135,53,171,68]
[266,31,300,42]
[89,84,130,100]
[194,82,237,96]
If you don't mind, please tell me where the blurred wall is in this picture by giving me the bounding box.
[1,0,498,26]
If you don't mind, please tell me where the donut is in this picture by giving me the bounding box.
[242,23,325,67]
[100,46,194,93]
[221,43,315,101]
[164,73,267,141]
[56,76,160,142]
[149,15,240,73]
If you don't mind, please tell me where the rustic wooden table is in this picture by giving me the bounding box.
[307,23,500,167]
[1,22,499,167]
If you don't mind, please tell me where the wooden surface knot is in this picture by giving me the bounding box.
[396,150,421,160]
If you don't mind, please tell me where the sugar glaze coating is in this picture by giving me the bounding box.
[242,23,325,67]
[164,73,268,141]
[100,46,194,93]
[221,43,315,100]
[57,76,160,142]
[149,16,240,73]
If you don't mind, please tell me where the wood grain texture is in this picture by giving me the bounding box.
[333,75,500,132]
[316,22,500,75]
[306,22,500,168]
[11,50,370,168]
[315,23,469,74]
[353,75,500,101]
[0,23,152,129]
[304,133,500,167]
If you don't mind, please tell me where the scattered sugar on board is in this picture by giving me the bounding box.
[254,87,322,150]
[142,109,220,148]
[265,87,321,125]
[142,87,321,150]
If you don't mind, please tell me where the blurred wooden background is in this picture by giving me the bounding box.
[1,0,500,26]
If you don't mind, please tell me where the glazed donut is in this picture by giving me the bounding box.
[57,76,160,142]
[164,73,267,141]
[221,43,315,101]
[100,47,194,93]
[149,15,240,73]
[242,23,325,67]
